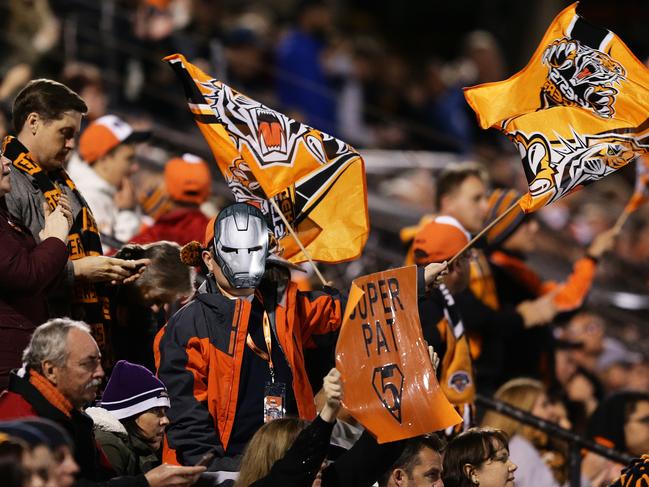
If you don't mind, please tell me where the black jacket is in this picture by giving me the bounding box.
[250,416,404,487]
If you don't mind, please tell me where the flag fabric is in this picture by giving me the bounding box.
[464,2,649,213]
[335,266,461,443]
[166,53,369,263]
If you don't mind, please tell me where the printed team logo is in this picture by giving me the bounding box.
[512,130,646,207]
[372,364,404,424]
[201,80,350,169]
[448,371,472,394]
[541,38,626,118]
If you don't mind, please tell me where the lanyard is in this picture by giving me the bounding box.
[246,312,276,382]
[214,282,277,383]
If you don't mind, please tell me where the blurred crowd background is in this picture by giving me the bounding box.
[1,0,649,393]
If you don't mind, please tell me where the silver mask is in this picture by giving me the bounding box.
[213,203,268,289]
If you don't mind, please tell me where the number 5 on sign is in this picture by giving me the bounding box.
[336,266,461,443]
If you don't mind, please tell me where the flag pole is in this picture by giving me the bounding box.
[447,196,525,266]
[269,198,328,287]
[612,207,632,234]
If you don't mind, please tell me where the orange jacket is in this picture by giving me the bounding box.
[154,272,342,471]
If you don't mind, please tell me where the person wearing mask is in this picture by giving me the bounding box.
[0,318,205,487]
[87,360,171,476]
[0,150,71,388]
[156,202,447,481]
[156,203,345,480]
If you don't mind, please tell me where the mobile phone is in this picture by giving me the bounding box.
[195,452,215,467]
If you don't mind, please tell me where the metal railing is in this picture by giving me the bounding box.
[476,394,633,487]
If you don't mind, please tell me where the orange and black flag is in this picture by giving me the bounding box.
[465,3,649,213]
[165,53,369,263]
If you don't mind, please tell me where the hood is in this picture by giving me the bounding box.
[86,407,128,437]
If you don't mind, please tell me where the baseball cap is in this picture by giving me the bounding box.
[164,153,212,205]
[413,216,470,265]
[79,114,151,164]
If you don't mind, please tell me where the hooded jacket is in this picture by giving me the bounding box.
[87,407,160,476]
[154,266,342,474]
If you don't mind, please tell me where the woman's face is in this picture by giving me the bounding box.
[473,446,517,487]
[51,445,79,487]
[135,407,170,450]
[531,392,552,421]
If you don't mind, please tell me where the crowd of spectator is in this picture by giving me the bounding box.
[1,1,649,487]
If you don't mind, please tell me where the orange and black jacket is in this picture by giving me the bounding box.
[154,269,343,471]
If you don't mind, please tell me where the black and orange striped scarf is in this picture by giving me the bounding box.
[3,136,112,361]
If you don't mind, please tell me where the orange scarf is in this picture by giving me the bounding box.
[29,370,74,418]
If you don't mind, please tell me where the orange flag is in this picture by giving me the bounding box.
[336,266,461,443]
[464,3,649,213]
[165,53,369,263]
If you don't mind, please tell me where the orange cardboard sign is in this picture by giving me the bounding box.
[335,266,461,443]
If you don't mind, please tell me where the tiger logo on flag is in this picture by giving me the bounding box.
[541,38,626,118]
[512,130,643,205]
[203,80,350,169]
[464,3,649,213]
[167,53,369,264]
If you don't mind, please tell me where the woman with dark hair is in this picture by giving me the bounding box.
[86,360,171,476]
[442,427,517,487]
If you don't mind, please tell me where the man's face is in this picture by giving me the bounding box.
[30,111,82,172]
[101,143,136,188]
[440,176,488,234]
[625,400,649,456]
[53,329,104,408]
[565,314,604,354]
[503,219,539,254]
[398,447,443,487]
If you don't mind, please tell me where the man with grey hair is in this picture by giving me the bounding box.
[0,318,205,487]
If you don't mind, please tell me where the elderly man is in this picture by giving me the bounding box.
[0,318,204,487]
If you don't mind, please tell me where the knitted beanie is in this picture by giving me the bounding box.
[101,360,170,420]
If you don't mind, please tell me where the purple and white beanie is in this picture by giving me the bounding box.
[101,360,170,420]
